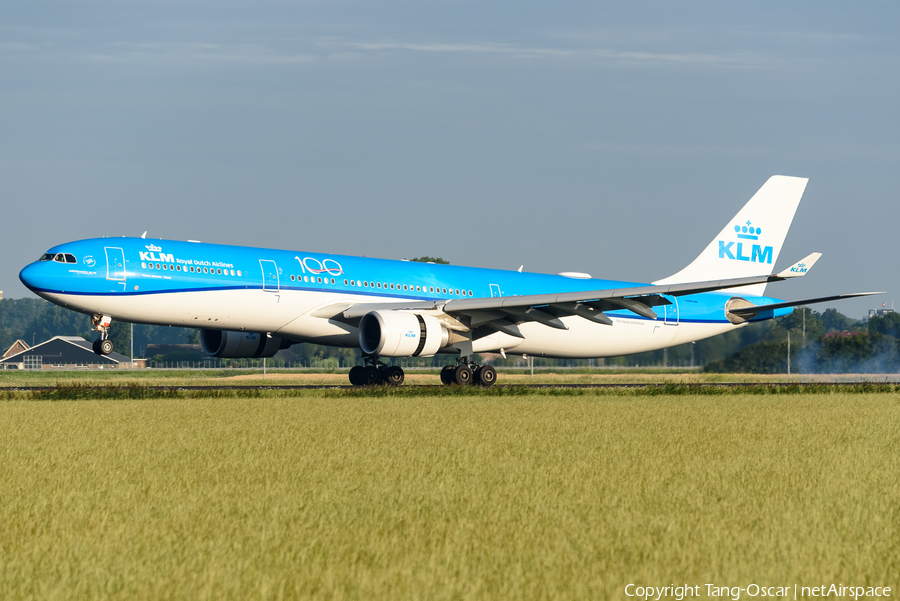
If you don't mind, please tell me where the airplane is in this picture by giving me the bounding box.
[18,175,879,386]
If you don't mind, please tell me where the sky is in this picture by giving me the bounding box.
[1,1,898,318]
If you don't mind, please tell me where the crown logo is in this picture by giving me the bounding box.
[734,220,761,241]
[145,244,162,252]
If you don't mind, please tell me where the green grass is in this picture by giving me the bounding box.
[5,367,892,389]
[1,393,898,600]
[3,381,899,401]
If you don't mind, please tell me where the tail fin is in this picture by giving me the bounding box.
[653,175,808,296]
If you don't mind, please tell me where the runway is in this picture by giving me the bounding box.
[4,382,899,392]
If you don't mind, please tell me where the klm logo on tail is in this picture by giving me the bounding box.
[718,221,773,264]
[789,262,809,275]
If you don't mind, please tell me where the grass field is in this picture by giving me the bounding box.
[1,390,898,600]
[2,367,898,388]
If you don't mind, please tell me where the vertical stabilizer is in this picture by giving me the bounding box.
[653,175,808,296]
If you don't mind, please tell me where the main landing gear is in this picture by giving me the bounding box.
[348,355,405,387]
[440,358,497,387]
[91,314,114,356]
[347,355,497,387]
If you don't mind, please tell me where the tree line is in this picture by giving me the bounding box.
[704,308,900,374]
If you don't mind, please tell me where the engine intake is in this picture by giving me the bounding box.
[200,330,287,358]
[359,311,449,357]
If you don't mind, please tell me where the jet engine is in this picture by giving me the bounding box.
[359,311,449,357]
[200,330,288,358]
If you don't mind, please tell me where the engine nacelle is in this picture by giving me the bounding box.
[359,311,450,357]
[200,330,287,358]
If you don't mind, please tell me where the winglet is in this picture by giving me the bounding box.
[775,252,822,279]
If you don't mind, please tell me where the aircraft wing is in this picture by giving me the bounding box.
[726,292,884,316]
[324,253,871,338]
[335,275,784,337]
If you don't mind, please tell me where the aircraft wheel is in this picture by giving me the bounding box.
[100,339,114,356]
[92,339,102,355]
[440,365,455,385]
[362,365,382,386]
[383,365,405,386]
[453,365,473,386]
[349,365,364,386]
[477,365,497,387]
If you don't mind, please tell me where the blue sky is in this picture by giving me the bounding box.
[2,2,898,317]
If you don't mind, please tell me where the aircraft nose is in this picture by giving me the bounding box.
[19,262,50,292]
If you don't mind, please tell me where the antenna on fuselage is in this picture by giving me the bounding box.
[141,231,147,239]
[517,265,523,273]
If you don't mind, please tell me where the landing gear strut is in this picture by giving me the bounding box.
[91,314,114,356]
[440,357,496,387]
[348,355,405,387]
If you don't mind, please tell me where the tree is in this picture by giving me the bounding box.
[776,307,825,343]
[820,308,854,333]
[815,332,874,372]
[410,256,449,265]
[24,304,92,346]
[0,298,48,350]
[868,312,900,339]
[106,322,132,356]
[704,340,794,374]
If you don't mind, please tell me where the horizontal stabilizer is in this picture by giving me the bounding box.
[775,253,821,279]
[728,291,884,315]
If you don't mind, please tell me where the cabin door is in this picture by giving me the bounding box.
[105,247,126,281]
[260,260,280,292]
[663,294,679,325]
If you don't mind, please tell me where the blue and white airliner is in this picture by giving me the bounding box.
[19,176,878,386]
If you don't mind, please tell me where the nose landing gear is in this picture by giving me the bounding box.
[91,314,114,356]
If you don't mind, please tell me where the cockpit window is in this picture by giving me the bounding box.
[41,252,78,263]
